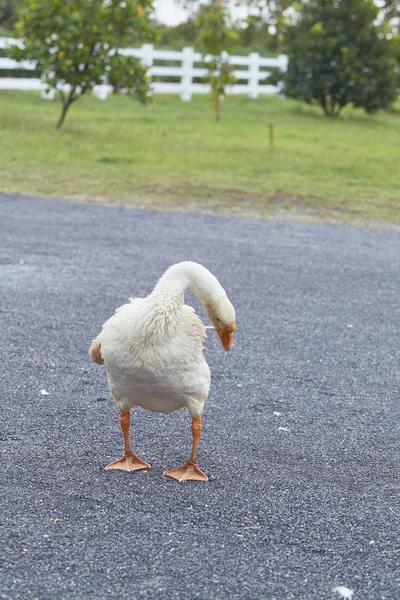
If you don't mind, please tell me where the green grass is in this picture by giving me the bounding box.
[0,90,399,225]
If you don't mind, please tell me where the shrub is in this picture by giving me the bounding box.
[283,0,398,116]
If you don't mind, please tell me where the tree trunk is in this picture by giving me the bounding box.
[56,90,76,129]
[321,95,328,115]
[56,100,72,129]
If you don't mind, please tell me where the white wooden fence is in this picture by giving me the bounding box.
[0,37,288,101]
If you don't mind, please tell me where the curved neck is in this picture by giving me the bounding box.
[150,261,226,306]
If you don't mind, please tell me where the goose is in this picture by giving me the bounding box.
[89,261,236,482]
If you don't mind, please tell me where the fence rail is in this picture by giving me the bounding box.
[0,37,288,101]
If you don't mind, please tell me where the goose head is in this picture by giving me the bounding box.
[154,261,236,352]
[203,295,236,351]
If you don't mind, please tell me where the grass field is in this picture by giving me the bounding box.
[0,90,399,225]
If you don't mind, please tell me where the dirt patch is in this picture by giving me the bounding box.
[138,182,319,212]
[40,183,400,230]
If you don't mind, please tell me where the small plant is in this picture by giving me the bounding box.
[204,56,236,122]
[9,0,156,128]
[195,0,237,121]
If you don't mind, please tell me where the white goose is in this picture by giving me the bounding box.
[89,261,236,482]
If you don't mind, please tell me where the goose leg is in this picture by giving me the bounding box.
[105,411,150,472]
[163,416,208,482]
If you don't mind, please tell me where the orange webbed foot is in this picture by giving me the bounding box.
[163,462,208,482]
[105,453,150,472]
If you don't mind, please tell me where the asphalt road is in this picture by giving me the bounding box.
[0,193,399,600]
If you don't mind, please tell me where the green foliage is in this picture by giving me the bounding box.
[195,1,237,121]
[283,0,399,116]
[9,0,156,128]
[380,0,400,30]
[236,1,296,51]
[196,1,237,56]
[236,15,274,52]
[157,18,198,49]
[177,0,297,51]
[205,58,236,120]
[107,54,149,101]
[0,0,19,28]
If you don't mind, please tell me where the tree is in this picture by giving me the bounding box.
[283,0,399,116]
[178,0,296,51]
[236,0,296,51]
[195,0,237,121]
[157,18,198,49]
[9,0,156,128]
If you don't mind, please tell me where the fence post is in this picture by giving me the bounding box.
[277,54,288,73]
[181,46,194,102]
[141,43,154,97]
[248,52,260,99]
[93,85,109,100]
[141,43,154,69]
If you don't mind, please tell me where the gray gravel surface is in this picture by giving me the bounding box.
[0,192,399,600]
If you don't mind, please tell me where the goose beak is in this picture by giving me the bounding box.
[215,323,236,351]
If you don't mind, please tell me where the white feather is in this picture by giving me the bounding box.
[333,586,354,599]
